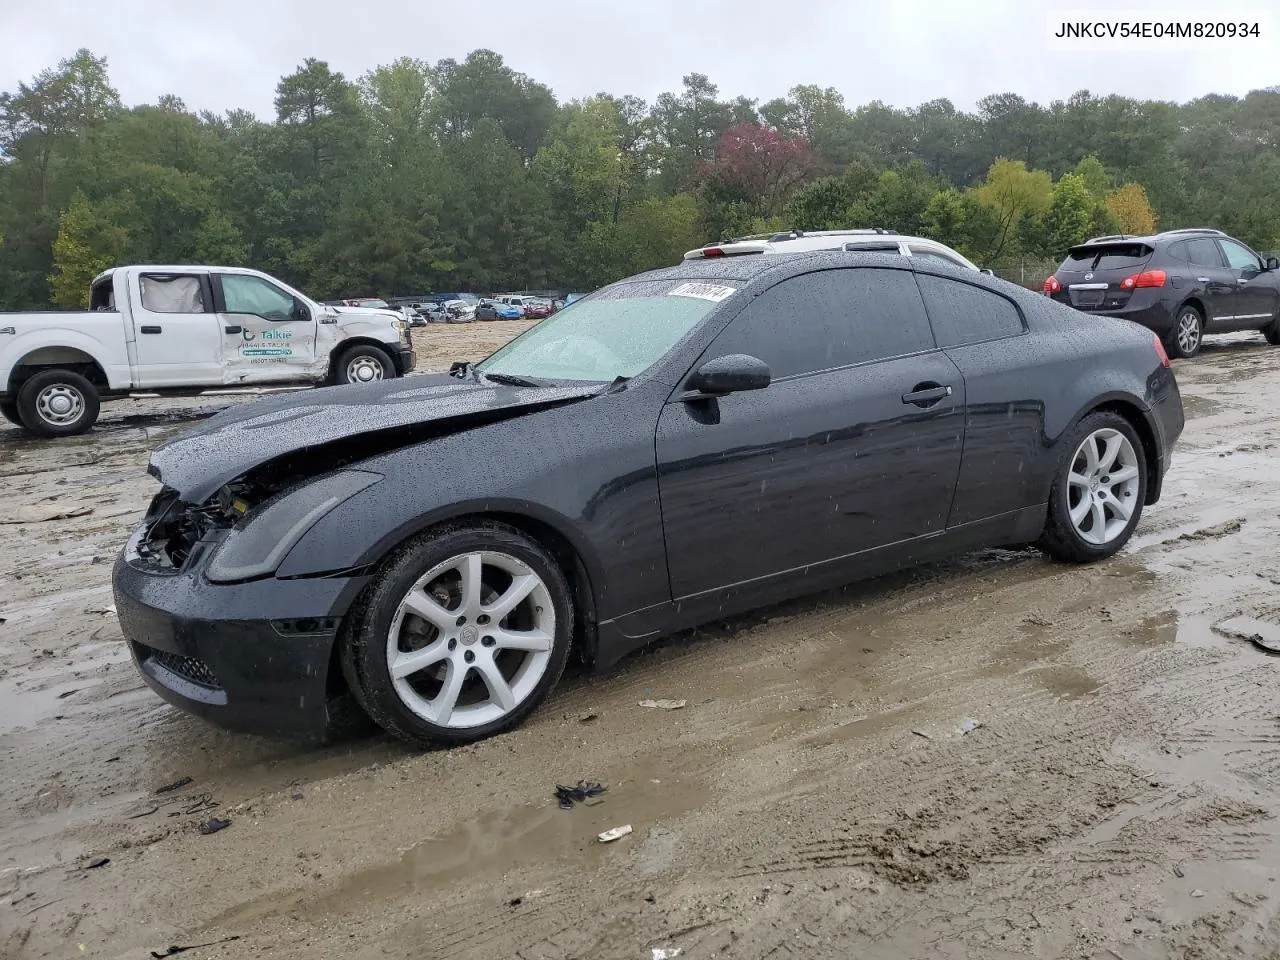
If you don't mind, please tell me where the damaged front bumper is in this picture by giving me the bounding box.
[112,544,370,740]
[391,343,416,376]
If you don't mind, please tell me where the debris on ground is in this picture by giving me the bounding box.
[638,699,687,710]
[652,949,683,960]
[149,936,241,957]
[578,712,599,723]
[1191,889,1206,898]
[555,780,607,809]
[1213,616,1280,655]
[1178,517,1245,542]
[911,729,931,739]
[85,857,110,869]
[954,718,983,736]
[1,503,94,524]
[124,801,159,819]
[598,824,633,843]
[154,777,193,795]
[198,818,231,835]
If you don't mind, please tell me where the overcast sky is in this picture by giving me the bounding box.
[3,0,1277,118]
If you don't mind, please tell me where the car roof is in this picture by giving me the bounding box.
[630,249,980,285]
[1076,227,1231,247]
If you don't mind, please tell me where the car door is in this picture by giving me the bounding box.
[912,272,1043,528]
[1217,238,1278,329]
[129,272,224,388]
[655,266,966,600]
[214,273,319,384]
[1179,237,1236,327]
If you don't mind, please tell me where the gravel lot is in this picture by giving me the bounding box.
[2,324,1279,960]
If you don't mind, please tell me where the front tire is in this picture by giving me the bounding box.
[1167,305,1203,359]
[341,522,574,747]
[1264,314,1280,345]
[333,344,394,385]
[1037,411,1147,563]
[15,369,100,437]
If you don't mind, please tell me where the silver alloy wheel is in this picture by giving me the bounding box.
[1066,427,1141,546]
[386,551,555,729]
[1176,310,1201,355]
[346,354,385,383]
[34,383,85,426]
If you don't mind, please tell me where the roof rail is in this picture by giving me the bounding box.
[1160,227,1226,237]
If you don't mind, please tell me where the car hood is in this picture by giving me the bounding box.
[148,374,601,502]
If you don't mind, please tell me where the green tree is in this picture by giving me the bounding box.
[1073,155,1111,202]
[975,158,1053,259]
[1043,172,1094,256]
[48,189,127,307]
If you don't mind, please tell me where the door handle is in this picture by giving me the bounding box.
[140,325,162,334]
[1197,277,1211,283]
[1238,278,1249,285]
[902,383,952,407]
[224,325,243,334]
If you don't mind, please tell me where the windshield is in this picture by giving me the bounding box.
[476,279,737,382]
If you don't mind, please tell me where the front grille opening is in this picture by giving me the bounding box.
[141,645,222,691]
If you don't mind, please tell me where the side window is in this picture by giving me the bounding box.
[1167,241,1189,263]
[908,245,967,268]
[139,274,208,314]
[1219,239,1262,271]
[708,268,935,380]
[916,274,1025,348]
[222,274,297,321]
[1184,238,1223,267]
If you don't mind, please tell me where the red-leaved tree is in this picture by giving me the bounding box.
[700,123,815,217]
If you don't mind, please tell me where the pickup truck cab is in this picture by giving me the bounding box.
[1,265,416,437]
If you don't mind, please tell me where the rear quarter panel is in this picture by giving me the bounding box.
[0,314,133,391]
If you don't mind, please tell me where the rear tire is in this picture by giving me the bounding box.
[1166,305,1203,359]
[1037,411,1147,563]
[1264,314,1280,345]
[341,522,574,748]
[15,369,100,437]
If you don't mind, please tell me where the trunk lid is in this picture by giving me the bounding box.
[1051,241,1155,310]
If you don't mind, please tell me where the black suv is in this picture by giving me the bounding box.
[1044,228,1280,358]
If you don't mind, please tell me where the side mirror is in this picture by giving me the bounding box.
[290,298,312,323]
[980,267,995,276]
[1267,257,1279,271]
[686,354,771,397]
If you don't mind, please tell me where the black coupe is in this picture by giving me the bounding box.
[113,252,1184,746]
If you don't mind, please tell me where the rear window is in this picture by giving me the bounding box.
[1063,244,1152,270]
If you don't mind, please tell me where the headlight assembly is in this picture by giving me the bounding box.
[205,470,382,583]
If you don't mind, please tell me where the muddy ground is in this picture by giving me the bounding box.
[2,322,1279,960]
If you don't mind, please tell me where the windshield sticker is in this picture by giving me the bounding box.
[667,282,736,302]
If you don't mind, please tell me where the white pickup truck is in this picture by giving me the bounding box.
[0,265,416,437]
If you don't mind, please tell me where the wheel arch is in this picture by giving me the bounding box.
[8,347,109,395]
[1177,296,1206,323]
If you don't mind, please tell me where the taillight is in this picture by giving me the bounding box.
[1120,269,1166,290]
[701,247,725,258]
[1043,275,1061,294]
[1153,332,1171,368]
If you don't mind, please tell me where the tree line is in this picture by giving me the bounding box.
[2,48,1278,309]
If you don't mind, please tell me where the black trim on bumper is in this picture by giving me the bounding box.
[113,556,371,740]
[392,344,417,376]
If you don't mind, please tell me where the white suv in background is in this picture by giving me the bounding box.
[683,229,984,272]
